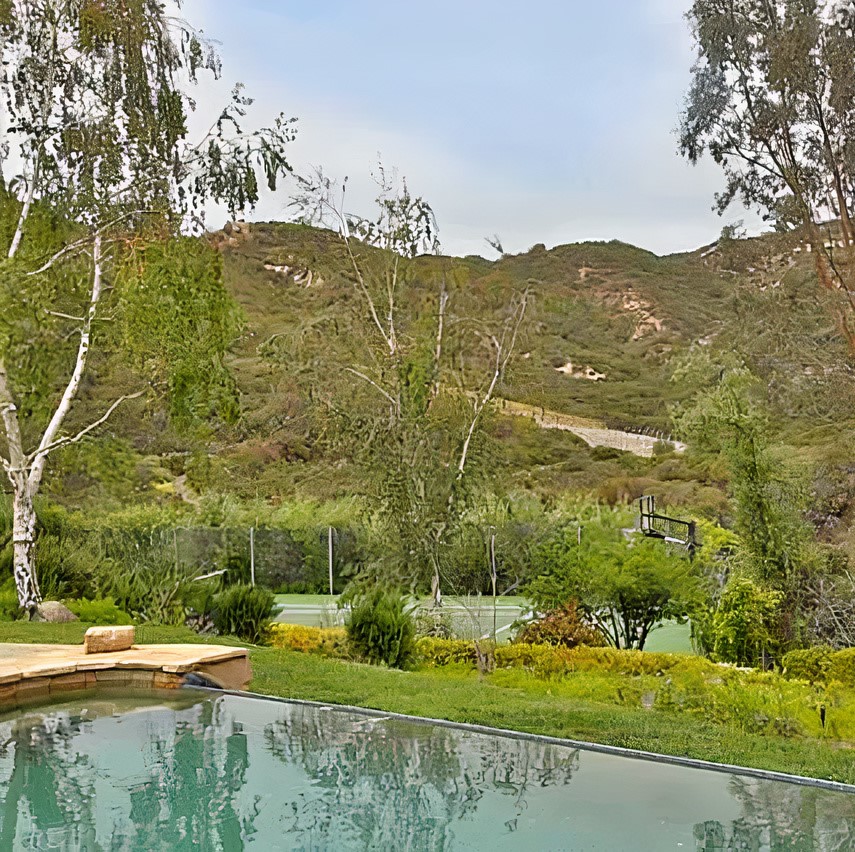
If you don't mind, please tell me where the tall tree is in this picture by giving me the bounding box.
[680,0,855,350]
[291,166,528,605]
[0,0,295,612]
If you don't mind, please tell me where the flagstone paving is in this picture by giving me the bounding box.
[0,642,250,706]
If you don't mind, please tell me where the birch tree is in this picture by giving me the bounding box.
[291,167,528,605]
[0,1,295,613]
[680,0,855,351]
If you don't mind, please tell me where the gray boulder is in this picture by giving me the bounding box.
[33,601,78,623]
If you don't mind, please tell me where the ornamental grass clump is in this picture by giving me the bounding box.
[346,588,415,669]
[212,584,275,644]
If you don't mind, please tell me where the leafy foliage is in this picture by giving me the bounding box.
[680,0,855,349]
[118,238,243,428]
[526,510,703,650]
[706,578,783,666]
[64,596,132,625]
[269,623,347,656]
[674,361,813,588]
[212,584,274,644]
[289,166,528,604]
[781,646,835,683]
[346,588,415,668]
[514,601,605,648]
[0,0,295,610]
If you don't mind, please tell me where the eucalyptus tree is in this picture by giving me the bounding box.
[0,0,295,612]
[291,167,528,605]
[680,0,855,350]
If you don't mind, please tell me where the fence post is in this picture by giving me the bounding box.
[490,532,497,642]
[250,527,256,586]
[328,527,334,595]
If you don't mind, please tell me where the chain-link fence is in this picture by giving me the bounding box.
[92,526,358,594]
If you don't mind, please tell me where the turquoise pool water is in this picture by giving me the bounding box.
[0,690,852,850]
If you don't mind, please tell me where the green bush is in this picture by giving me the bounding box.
[414,636,714,679]
[495,642,554,670]
[412,607,454,639]
[212,584,275,644]
[416,637,477,666]
[829,648,855,687]
[0,581,20,621]
[515,601,605,648]
[708,578,782,666]
[65,597,133,625]
[347,589,414,669]
[781,646,835,683]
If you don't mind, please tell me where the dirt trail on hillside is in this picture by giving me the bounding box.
[494,398,685,458]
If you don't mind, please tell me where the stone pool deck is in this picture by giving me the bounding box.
[0,643,251,707]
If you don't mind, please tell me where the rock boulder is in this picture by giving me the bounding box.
[33,601,78,623]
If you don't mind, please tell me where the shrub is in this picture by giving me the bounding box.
[269,624,347,656]
[0,581,20,621]
[347,589,414,669]
[412,606,454,639]
[708,578,782,666]
[781,646,835,683]
[514,601,604,648]
[416,637,476,666]
[212,584,275,644]
[414,636,707,679]
[829,648,855,686]
[65,597,133,625]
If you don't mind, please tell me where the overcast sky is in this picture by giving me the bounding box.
[186,0,760,258]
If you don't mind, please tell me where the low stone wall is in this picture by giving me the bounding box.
[0,644,251,709]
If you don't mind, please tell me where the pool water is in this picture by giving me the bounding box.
[0,690,852,851]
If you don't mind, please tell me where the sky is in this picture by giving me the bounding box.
[186,0,760,258]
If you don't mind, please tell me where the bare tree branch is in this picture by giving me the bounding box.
[28,390,145,463]
[456,288,529,479]
[344,368,398,411]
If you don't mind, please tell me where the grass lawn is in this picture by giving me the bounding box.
[1,622,852,785]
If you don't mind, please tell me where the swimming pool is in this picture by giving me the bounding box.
[0,689,852,850]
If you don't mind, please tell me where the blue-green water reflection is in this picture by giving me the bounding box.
[0,691,852,850]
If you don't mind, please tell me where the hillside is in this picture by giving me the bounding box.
[38,220,855,548]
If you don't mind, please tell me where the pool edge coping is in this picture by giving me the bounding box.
[213,687,855,795]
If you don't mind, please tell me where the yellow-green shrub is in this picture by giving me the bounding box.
[829,648,855,686]
[414,637,712,679]
[781,647,835,683]
[495,642,555,669]
[269,624,347,657]
[415,637,477,667]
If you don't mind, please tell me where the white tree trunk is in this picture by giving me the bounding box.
[11,484,39,613]
[0,235,116,614]
[430,569,442,608]
[7,152,40,260]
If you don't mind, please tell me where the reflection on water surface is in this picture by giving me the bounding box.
[0,691,852,850]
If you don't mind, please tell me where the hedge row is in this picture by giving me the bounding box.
[269,627,718,677]
[781,647,855,686]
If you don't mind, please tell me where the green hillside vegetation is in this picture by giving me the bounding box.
[5,194,855,660]
[35,219,852,520]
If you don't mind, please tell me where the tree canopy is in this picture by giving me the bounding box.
[680,0,855,349]
[0,0,295,610]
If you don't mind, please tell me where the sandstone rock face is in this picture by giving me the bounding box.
[34,601,78,623]
[84,625,135,654]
